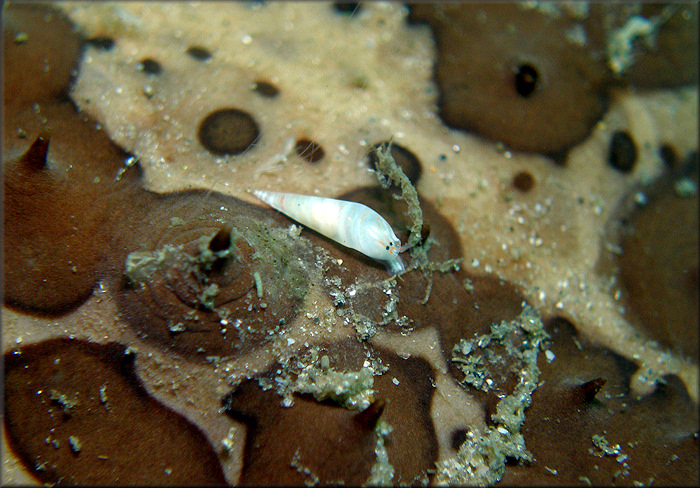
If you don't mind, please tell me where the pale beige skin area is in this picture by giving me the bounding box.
[3,2,697,485]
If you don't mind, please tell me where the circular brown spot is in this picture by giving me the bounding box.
[252,80,280,98]
[608,130,637,173]
[294,138,325,163]
[198,108,260,156]
[512,170,535,192]
[137,58,161,75]
[186,45,212,61]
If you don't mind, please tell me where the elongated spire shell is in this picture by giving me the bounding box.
[253,190,404,274]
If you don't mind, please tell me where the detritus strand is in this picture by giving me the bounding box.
[369,140,462,303]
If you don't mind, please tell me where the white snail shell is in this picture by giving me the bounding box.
[253,190,405,274]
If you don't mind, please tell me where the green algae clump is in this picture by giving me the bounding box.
[437,305,549,484]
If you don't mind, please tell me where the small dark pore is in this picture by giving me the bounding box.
[515,63,539,98]
[186,46,212,61]
[451,428,469,450]
[354,398,386,428]
[608,130,638,173]
[333,2,362,15]
[419,223,431,246]
[137,58,162,75]
[251,80,280,98]
[208,224,234,274]
[573,377,607,404]
[22,128,52,171]
[208,224,233,253]
[504,455,520,466]
[86,36,115,50]
[295,138,325,163]
[659,144,679,169]
[512,171,535,192]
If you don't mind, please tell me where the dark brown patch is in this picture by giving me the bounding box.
[419,223,431,246]
[3,3,82,113]
[4,338,227,485]
[114,190,310,360]
[294,138,325,163]
[451,428,469,451]
[19,127,52,171]
[407,3,610,158]
[223,340,438,485]
[251,80,280,98]
[614,168,699,362]
[608,130,638,173]
[512,171,535,192]
[3,102,149,316]
[355,398,387,429]
[223,381,377,486]
[208,223,234,253]
[444,284,542,424]
[573,377,607,404]
[500,317,699,485]
[3,3,152,317]
[186,45,212,61]
[198,108,260,156]
[318,339,440,484]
